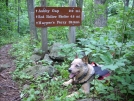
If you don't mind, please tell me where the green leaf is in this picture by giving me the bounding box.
[128,98,134,101]
[84,48,92,54]
[128,90,134,95]
[115,42,122,47]
[99,52,113,65]
[120,78,129,85]
[120,89,127,93]
[131,74,134,82]
[128,84,134,90]
[99,36,106,44]
[102,64,118,70]
[115,61,125,67]
[126,75,131,84]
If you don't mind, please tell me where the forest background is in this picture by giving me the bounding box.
[0,0,134,101]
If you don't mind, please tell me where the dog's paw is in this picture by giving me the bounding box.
[63,82,70,86]
[66,92,79,97]
[63,79,73,86]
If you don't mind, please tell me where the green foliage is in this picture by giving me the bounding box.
[0,2,16,34]
[0,2,18,46]
[10,35,34,73]
[1,0,134,101]
[0,1,29,47]
[76,25,134,100]
[10,34,75,101]
[19,14,30,34]
[48,27,68,44]
[98,65,134,101]
[55,64,69,79]
[59,43,81,61]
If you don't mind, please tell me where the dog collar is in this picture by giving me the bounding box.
[79,74,95,85]
[73,63,94,85]
[77,71,88,82]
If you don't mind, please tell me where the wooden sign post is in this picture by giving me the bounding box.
[34,4,81,52]
[69,0,76,43]
[35,7,81,27]
[40,0,48,53]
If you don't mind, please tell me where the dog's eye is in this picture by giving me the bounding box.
[75,64,80,67]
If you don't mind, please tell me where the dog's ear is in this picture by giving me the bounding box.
[82,55,88,64]
[75,53,78,58]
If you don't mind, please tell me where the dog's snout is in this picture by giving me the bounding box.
[68,68,72,73]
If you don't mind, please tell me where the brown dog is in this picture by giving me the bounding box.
[63,56,95,97]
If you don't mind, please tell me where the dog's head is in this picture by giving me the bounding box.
[68,55,88,79]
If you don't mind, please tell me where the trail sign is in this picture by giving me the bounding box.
[34,7,81,27]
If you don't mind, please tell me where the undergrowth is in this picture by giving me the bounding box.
[8,1,134,100]
[10,25,134,101]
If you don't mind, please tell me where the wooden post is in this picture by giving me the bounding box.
[69,0,76,43]
[40,0,48,53]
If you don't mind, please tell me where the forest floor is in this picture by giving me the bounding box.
[0,44,20,101]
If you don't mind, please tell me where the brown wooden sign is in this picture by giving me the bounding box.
[34,7,81,27]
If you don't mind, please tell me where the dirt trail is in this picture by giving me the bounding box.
[0,44,20,101]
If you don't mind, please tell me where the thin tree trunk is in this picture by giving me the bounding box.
[6,0,9,24]
[94,0,107,27]
[76,0,83,8]
[6,0,8,6]
[124,0,129,7]
[132,0,134,8]
[27,0,38,40]
[18,0,20,33]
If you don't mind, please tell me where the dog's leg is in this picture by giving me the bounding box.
[81,74,94,94]
[81,82,90,94]
[67,82,90,97]
[67,91,79,97]
[63,79,73,86]
[66,82,90,98]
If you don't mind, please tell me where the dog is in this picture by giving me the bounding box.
[63,55,110,97]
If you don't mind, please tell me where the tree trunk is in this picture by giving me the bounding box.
[6,0,9,24]
[122,0,130,42]
[76,0,83,8]
[124,0,129,7]
[18,0,20,33]
[27,0,38,40]
[6,0,8,6]
[94,0,107,27]
[132,0,134,8]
